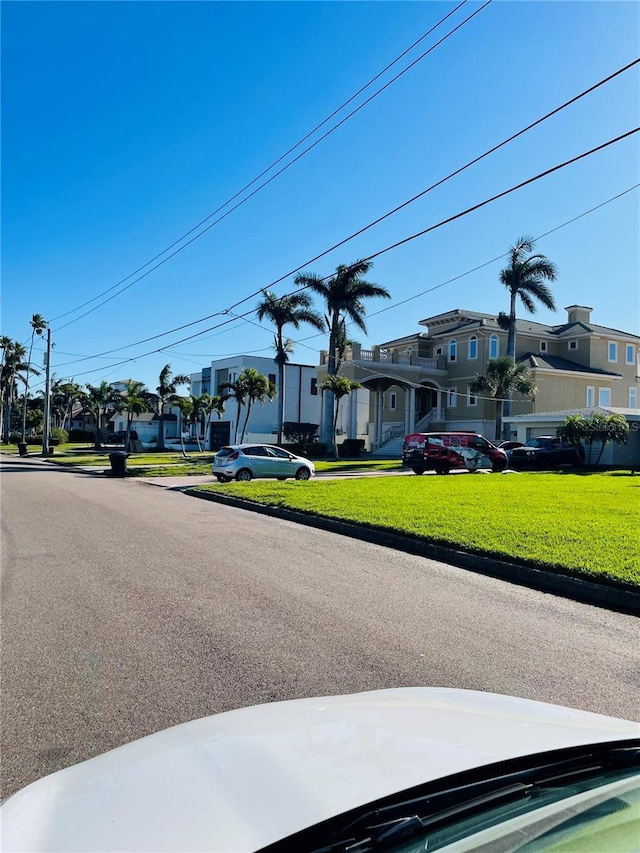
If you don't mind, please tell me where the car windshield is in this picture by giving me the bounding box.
[525,438,554,448]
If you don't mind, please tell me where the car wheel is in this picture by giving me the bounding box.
[492,459,507,473]
[295,467,311,481]
[236,468,253,482]
[216,474,231,483]
[435,463,450,475]
[276,476,287,481]
[412,467,425,475]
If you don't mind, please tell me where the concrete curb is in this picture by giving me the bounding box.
[184,488,640,618]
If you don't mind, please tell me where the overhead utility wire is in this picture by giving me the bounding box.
[50,0,469,325]
[48,59,639,367]
[52,0,491,332]
[44,129,638,383]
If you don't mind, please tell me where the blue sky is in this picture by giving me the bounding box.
[2,1,639,392]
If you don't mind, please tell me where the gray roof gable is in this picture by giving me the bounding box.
[518,353,622,377]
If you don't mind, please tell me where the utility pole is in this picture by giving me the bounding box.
[41,326,52,456]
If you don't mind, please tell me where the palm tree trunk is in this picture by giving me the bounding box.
[332,397,340,459]
[277,360,285,445]
[125,412,132,452]
[502,291,518,433]
[235,401,241,443]
[157,409,165,451]
[322,316,339,444]
[240,402,252,444]
[495,399,503,443]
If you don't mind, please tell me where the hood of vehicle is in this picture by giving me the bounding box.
[3,687,637,853]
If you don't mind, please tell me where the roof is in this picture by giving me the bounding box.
[416,309,640,341]
[518,353,622,377]
[505,406,640,422]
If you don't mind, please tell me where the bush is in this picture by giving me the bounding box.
[283,422,319,444]
[50,427,69,444]
[338,439,365,458]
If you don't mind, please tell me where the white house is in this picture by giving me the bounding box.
[190,355,320,449]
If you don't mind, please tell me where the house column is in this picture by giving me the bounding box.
[348,389,358,439]
[376,389,384,446]
[405,386,416,433]
[437,390,444,418]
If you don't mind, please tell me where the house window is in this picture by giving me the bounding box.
[310,378,318,396]
[627,344,635,365]
[586,386,595,407]
[447,388,457,407]
[467,387,477,407]
[630,387,638,409]
[598,387,612,407]
[608,341,618,363]
[268,373,276,385]
[489,334,499,359]
[449,339,457,363]
[567,340,577,351]
[389,392,397,410]
[539,340,548,353]
[468,336,478,360]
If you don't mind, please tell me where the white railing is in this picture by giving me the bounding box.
[415,356,438,369]
[360,349,374,361]
[413,407,445,432]
[374,423,406,450]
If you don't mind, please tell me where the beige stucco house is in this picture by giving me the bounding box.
[316,305,640,451]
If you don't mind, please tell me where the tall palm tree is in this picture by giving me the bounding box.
[498,236,558,359]
[1,339,33,443]
[470,357,537,442]
[202,394,226,451]
[294,260,390,442]
[154,364,190,451]
[256,291,324,444]
[175,397,193,459]
[237,367,277,443]
[219,375,249,444]
[21,313,47,442]
[85,381,121,448]
[321,374,361,459]
[116,380,151,450]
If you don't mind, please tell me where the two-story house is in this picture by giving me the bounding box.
[190,355,320,449]
[317,305,640,449]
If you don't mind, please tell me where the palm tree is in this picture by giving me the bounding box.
[85,381,121,448]
[21,314,47,442]
[470,357,537,442]
[154,365,190,451]
[202,394,226,451]
[237,367,277,443]
[1,339,34,443]
[219,376,249,444]
[116,380,151,450]
[321,374,361,459]
[175,397,193,459]
[256,290,324,444]
[498,236,557,431]
[294,260,390,442]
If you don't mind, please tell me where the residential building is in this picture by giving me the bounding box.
[190,355,320,449]
[317,305,640,450]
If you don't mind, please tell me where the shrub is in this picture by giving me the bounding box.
[68,428,95,442]
[283,422,319,444]
[339,439,365,457]
[50,427,69,444]
[281,441,328,457]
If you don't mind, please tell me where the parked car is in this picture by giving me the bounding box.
[108,430,138,444]
[509,436,585,470]
[495,440,525,452]
[2,688,638,852]
[212,444,315,482]
[402,432,508,474]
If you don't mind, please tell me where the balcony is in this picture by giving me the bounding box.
[320,344,447,373]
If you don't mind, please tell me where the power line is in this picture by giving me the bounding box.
[47,59,639,366]
[51,1,492,332]
[40,130,638,384]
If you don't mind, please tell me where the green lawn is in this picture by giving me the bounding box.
[192,472,640,587]
[48,451,216,467]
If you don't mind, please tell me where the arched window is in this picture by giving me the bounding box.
[468,335,478,360]
[489,334,499,359]
[449,339,457,363]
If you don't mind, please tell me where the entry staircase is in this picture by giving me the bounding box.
[370,408,446,457]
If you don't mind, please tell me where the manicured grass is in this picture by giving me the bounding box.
[192,472,640,587]
[50,451,215,467]
[128,463,212,477]
[313,459,401,472]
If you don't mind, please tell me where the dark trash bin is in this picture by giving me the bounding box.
[108,451,129,477]
[18,442,28,456]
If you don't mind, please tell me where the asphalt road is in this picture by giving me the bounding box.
[1,454,638,799]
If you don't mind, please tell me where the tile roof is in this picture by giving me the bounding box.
[517,353,622,377]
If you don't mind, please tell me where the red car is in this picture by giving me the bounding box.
[402,432,508,475]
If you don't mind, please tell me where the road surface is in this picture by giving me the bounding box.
[1,454,638,799]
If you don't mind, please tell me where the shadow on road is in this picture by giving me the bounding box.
[0,458,104,477]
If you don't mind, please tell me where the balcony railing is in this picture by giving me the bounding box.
[320,347,443,370]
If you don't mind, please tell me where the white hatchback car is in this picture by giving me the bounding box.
[2,688,638,852]
[212,444,315,482]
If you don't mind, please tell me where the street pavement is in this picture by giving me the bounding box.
[1,454,638,799]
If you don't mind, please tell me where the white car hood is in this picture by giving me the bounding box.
[2,687,637,852]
